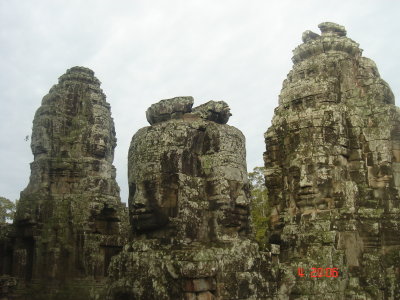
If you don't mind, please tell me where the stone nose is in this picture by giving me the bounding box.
[132,191,148,209]
[235,189,249,206]
[299,176,312,188]
[299,166,313,188]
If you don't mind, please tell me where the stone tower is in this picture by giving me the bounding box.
[12,67,127,299]
[264,22,400,299]
[107,97,272,300]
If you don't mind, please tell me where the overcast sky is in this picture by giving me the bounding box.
[1,0,399,204]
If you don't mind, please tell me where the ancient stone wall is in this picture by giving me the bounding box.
[11,67,127,299]
[264,22,400,299]
[1,21,398,300]
[107,97,273,300]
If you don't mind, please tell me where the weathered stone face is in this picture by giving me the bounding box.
[12,66,127,299]
[108,97,272,300]
[265,22,400,299]
[128,97,250,243]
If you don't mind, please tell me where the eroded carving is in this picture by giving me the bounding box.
[108,97,271,299]
[12,66,127,299]
[265,22,400,299]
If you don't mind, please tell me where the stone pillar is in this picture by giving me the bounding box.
[13,67,127,299]
[264,22,400,299]
[107,97,272,300]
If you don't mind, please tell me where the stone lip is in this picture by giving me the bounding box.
[146,97,232,125]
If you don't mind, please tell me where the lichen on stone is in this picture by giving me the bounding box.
[10,66,128,299]
[264,22,400,299]
[107,97,272,299]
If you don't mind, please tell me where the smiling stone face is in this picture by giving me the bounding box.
[129,174,178,233]
[267,108,348,220]
[128,117,198,239]
[128,97,250,243]
[285,158,337,214]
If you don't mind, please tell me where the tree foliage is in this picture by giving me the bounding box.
[0,196,16,223]
[248,166,269,249]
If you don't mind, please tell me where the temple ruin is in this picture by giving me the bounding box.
[107,97,272,300]
[4,67,127,299]
[0,21,399,300]
[264,22,400,299]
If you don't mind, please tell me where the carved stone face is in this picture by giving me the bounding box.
[286,159,335,213]
[130,174,178,233]
[279,116,342,213]
[228,181,250,232]
[276,105,348,215]
[92,137,107,157]
[128,121,194,236]
[207,178,250,234]
[130,181,161,232]
[128,114,250,240]
[89,129,109,158]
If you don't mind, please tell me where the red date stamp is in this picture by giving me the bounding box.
[297,267,339,278]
